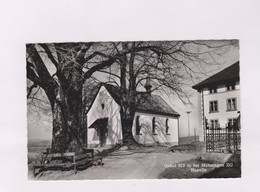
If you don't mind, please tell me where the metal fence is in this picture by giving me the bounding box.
[205,128,240,153]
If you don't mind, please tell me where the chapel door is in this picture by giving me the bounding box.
[99,124,108,147]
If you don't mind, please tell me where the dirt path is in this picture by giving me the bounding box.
[32,147,196,180]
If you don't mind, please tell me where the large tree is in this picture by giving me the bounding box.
[26,42,172,152]
[27,40,238,151]
[104,40,238,145]
[27,43,119,153]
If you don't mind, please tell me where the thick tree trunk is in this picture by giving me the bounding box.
[120,95,138,146]
[120,110,138,145]
[119,43,138,146]
[49,43,86,153]
[50,89,84,153]
[51,100,69,153]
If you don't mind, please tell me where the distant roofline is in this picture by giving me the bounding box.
[192,61,240,91]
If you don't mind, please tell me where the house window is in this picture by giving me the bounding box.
[227,118,236,127]
[209,100,218,113]
[136,116,141,135]
[227,98,237,111]
[166,118,170,135]
[226,83,235,91]
[152,117,157,135]
[210,119,219,129]
[209,87,217,94]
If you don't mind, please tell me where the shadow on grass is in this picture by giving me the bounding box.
[94,145,121,158]
[200,154,241,178]
[158,154,241,179]
[97,144,171,158]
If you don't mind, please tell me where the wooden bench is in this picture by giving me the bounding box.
[32,149,102,177]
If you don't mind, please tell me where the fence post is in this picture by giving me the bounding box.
[228,128,231,152]
[212,129,214,152]
[234,130,238,152]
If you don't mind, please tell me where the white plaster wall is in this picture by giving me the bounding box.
[87,86,122,146]
[203,81,240,128]
[132,112,179,146]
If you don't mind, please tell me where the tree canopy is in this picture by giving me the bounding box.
[27,40,238,152]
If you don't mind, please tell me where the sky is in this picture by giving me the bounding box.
[172,45,239,137]
[27,42,239,140]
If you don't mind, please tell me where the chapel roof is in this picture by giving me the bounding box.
[103,84,180,117]
[88,118,108,129]
[192,61,240,90]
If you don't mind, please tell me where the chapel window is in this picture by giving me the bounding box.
[166,118,170,135]
[136,116,141,135]
[152,117,157,135]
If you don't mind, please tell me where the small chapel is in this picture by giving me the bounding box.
[86,79,180,147]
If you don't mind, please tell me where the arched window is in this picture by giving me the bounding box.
[152,117,157,135]
[136,115,141,135]
[166,118,170,135]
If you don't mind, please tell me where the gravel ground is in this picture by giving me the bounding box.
[29,146,196,180]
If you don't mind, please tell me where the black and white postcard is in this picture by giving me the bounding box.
[27,40,240,180]
[1,0,260,192]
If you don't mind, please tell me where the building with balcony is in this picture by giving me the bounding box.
[192,61,240,141]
